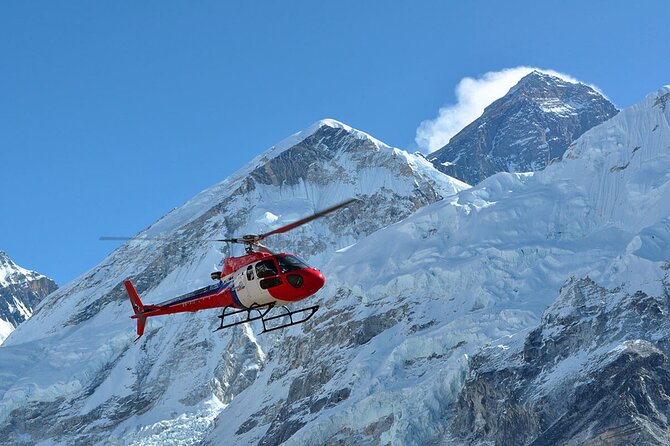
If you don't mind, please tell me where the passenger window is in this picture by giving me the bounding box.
[256,260,278,278]
[246,265,254,280]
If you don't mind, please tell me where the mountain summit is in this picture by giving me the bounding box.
[429,70,619,185]
[0,251,57,344]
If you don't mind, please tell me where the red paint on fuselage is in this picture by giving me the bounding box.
[132,285,237,319]
[266,268,325,302]
[222,252,272,276]
[129,253,325,323]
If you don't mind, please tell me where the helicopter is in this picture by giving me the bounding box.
[106,199,357,340]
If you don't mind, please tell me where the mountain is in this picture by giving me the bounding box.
[215,87,670,445]
[0,82,668,445]
[454,277,670,445]
[0,251,57,344]
[0,119,467,445]
[449,91,670,444]
[428,70,619,185]
[199,86,667,445]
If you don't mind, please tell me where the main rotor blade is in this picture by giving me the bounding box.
[257,198,358,241]
[99,236,171,241]
[100,235,221,243]
[101,198,358,246]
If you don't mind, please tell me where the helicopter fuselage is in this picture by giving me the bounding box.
[129,253,325,319]
[123,198,356,338]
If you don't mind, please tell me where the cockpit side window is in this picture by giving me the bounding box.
[277,255,308,274]
[246,265,254,280]
[255,259,278,278]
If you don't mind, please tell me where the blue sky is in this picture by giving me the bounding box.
[2,1,669,285]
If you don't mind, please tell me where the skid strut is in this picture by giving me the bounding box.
[260,305,319,333]
[215,303,319,333]
[215,303,274,331]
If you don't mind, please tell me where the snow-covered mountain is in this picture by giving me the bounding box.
[201,86,667,445]
[450,90,670,444]
[0,251,57,344]
[429,70,618,185]
[0,82,668,445]
[208,84,670,445]
[0,119,467,445]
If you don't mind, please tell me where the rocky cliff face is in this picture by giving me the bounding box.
[429,71,618,185]
[454,276,670,446]
[0,251,58,344]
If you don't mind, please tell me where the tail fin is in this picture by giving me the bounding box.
[124,279,147,340]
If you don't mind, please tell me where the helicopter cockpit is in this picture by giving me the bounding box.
[246,255,313,291]
[252,255,309,277]
[276,255,309,274]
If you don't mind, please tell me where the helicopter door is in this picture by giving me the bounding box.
[238,262,265,307]
[233,270,247,304]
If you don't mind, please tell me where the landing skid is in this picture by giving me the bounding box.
[215,302,319,334]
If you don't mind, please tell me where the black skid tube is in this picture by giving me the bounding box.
[215,302,275,331]
[214,302,319,333]
[260,305,319,333]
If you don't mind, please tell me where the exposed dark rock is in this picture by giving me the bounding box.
[453,277,670,445]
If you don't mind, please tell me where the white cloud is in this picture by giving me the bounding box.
[415,67,590,153]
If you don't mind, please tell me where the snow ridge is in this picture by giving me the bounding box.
[208,85,670,444]
[0,251,38,288]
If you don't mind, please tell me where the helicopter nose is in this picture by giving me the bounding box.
[302,268,326,294]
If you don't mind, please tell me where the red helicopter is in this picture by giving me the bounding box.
[106,199,357,340]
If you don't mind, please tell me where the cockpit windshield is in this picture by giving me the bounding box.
[277,255,309,274]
